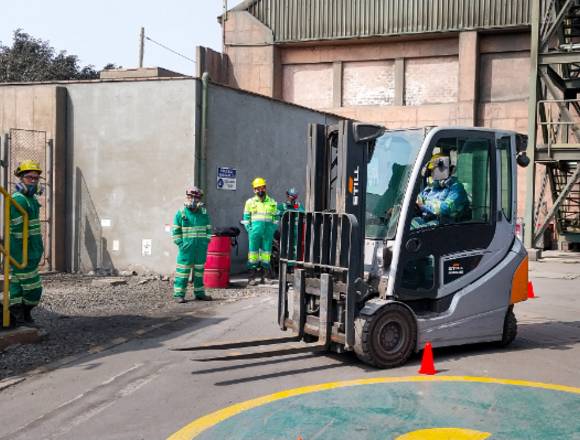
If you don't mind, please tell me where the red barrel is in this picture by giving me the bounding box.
[204,236,231,288]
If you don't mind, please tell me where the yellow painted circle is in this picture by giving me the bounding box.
[396,428,492,440]
[168,376,580,440]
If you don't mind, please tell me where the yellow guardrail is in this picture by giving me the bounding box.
[0,186,29,328]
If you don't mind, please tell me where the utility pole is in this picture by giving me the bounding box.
[222,0,228,52]
[139,27,145,68]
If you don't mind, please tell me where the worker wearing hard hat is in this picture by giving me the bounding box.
[412,151,470,229]
[171,186,212,303]
[277,188,305,268]
[8,160,45,326]
[242,177,278,286]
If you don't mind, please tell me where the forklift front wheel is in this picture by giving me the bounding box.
[354,303,417,369]
[497,306,517,347]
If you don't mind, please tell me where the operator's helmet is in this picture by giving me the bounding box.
[252,177,267,189]
[186,186,203,199]
[286,187,298,200]
[14,160,42,177]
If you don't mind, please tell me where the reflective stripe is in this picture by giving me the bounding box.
[13,269,39,280]
[21,280,43,290]
[177,263,193,270]
[10,216,23,226]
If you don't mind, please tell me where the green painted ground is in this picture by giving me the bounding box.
[196,381,580,440]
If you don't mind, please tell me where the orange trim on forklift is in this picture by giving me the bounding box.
[510,255,528,304]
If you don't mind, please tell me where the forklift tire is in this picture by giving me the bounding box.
[354,303,417,369]
[498,306,517,347]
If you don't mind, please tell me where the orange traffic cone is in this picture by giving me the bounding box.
[527,281,536,299]
[418,342,437,375]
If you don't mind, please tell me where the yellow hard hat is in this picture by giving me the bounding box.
[427,152,448,170]
[14,160,42,176]
[252,177,267,189]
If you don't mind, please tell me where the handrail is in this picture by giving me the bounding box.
[0,186,29,328]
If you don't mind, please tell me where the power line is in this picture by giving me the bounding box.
[145,36,196,64]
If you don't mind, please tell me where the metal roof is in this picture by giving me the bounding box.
[234,0,531,43]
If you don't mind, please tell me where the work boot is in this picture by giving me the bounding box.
[22,305,37,326]
[259,267,266,285]
[195,294,213,301]
[247,269,259,286]
[174,297,186,304]
[8,304,26,327]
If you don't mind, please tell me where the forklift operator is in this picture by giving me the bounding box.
[412,151,470,229]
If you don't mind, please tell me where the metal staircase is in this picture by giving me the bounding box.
[526,0,580,250]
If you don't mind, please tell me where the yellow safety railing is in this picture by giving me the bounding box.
[0,186,29,328]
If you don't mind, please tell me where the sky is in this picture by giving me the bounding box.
[1,0,245,76]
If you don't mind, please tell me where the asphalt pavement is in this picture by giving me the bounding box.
[0,254,578,440]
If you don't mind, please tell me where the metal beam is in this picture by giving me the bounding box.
[540,70,580,141]
[536,148,580,161]
[525,0,542,248]
[540,52,580,65]
[534,165,580,245]
[540,0,574,50]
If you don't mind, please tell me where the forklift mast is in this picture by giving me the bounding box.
[278,120,383,349]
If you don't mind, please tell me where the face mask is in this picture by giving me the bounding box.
[257,191,266,198]
[185,199,203,210]
[16,182,41,196]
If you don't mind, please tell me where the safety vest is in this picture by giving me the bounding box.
[242,195,278,228]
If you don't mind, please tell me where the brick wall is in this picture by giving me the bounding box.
[282,64,333,108]
[343,60,395,106]
[405,56,459,106]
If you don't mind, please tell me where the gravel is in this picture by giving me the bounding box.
[0,273,276,381]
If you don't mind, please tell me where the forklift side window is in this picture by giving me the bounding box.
[498,136,513,222]
[411,137,492,230]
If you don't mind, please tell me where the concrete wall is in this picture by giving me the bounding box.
[65,79,197,274]
[224,11,280,98]
[0,77,342,275]
[204,83,340,272]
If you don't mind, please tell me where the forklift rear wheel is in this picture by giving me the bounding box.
[498,306,517,347]
[354,303,417,368]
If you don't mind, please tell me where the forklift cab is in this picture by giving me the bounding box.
[278,121,530,368]
[366,128,526,307]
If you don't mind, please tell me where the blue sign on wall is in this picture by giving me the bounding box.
[217,167,237,190]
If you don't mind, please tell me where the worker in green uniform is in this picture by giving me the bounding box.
[9,160,45,326]
[277,187,305,267]
[242,177,278,286]
[171,186,212,303]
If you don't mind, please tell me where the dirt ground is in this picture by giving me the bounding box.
[0,273,274,380]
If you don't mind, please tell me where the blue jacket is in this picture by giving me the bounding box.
[418,176,469,224]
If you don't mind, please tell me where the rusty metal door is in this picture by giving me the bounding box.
[6,129,53,270]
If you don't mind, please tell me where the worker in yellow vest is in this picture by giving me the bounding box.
[241,177,278,285]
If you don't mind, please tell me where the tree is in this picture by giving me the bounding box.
[0,30,116,82]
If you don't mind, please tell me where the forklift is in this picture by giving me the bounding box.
[276,121,531,368]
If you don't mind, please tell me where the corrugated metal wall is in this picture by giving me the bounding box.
[247,0,530,42]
